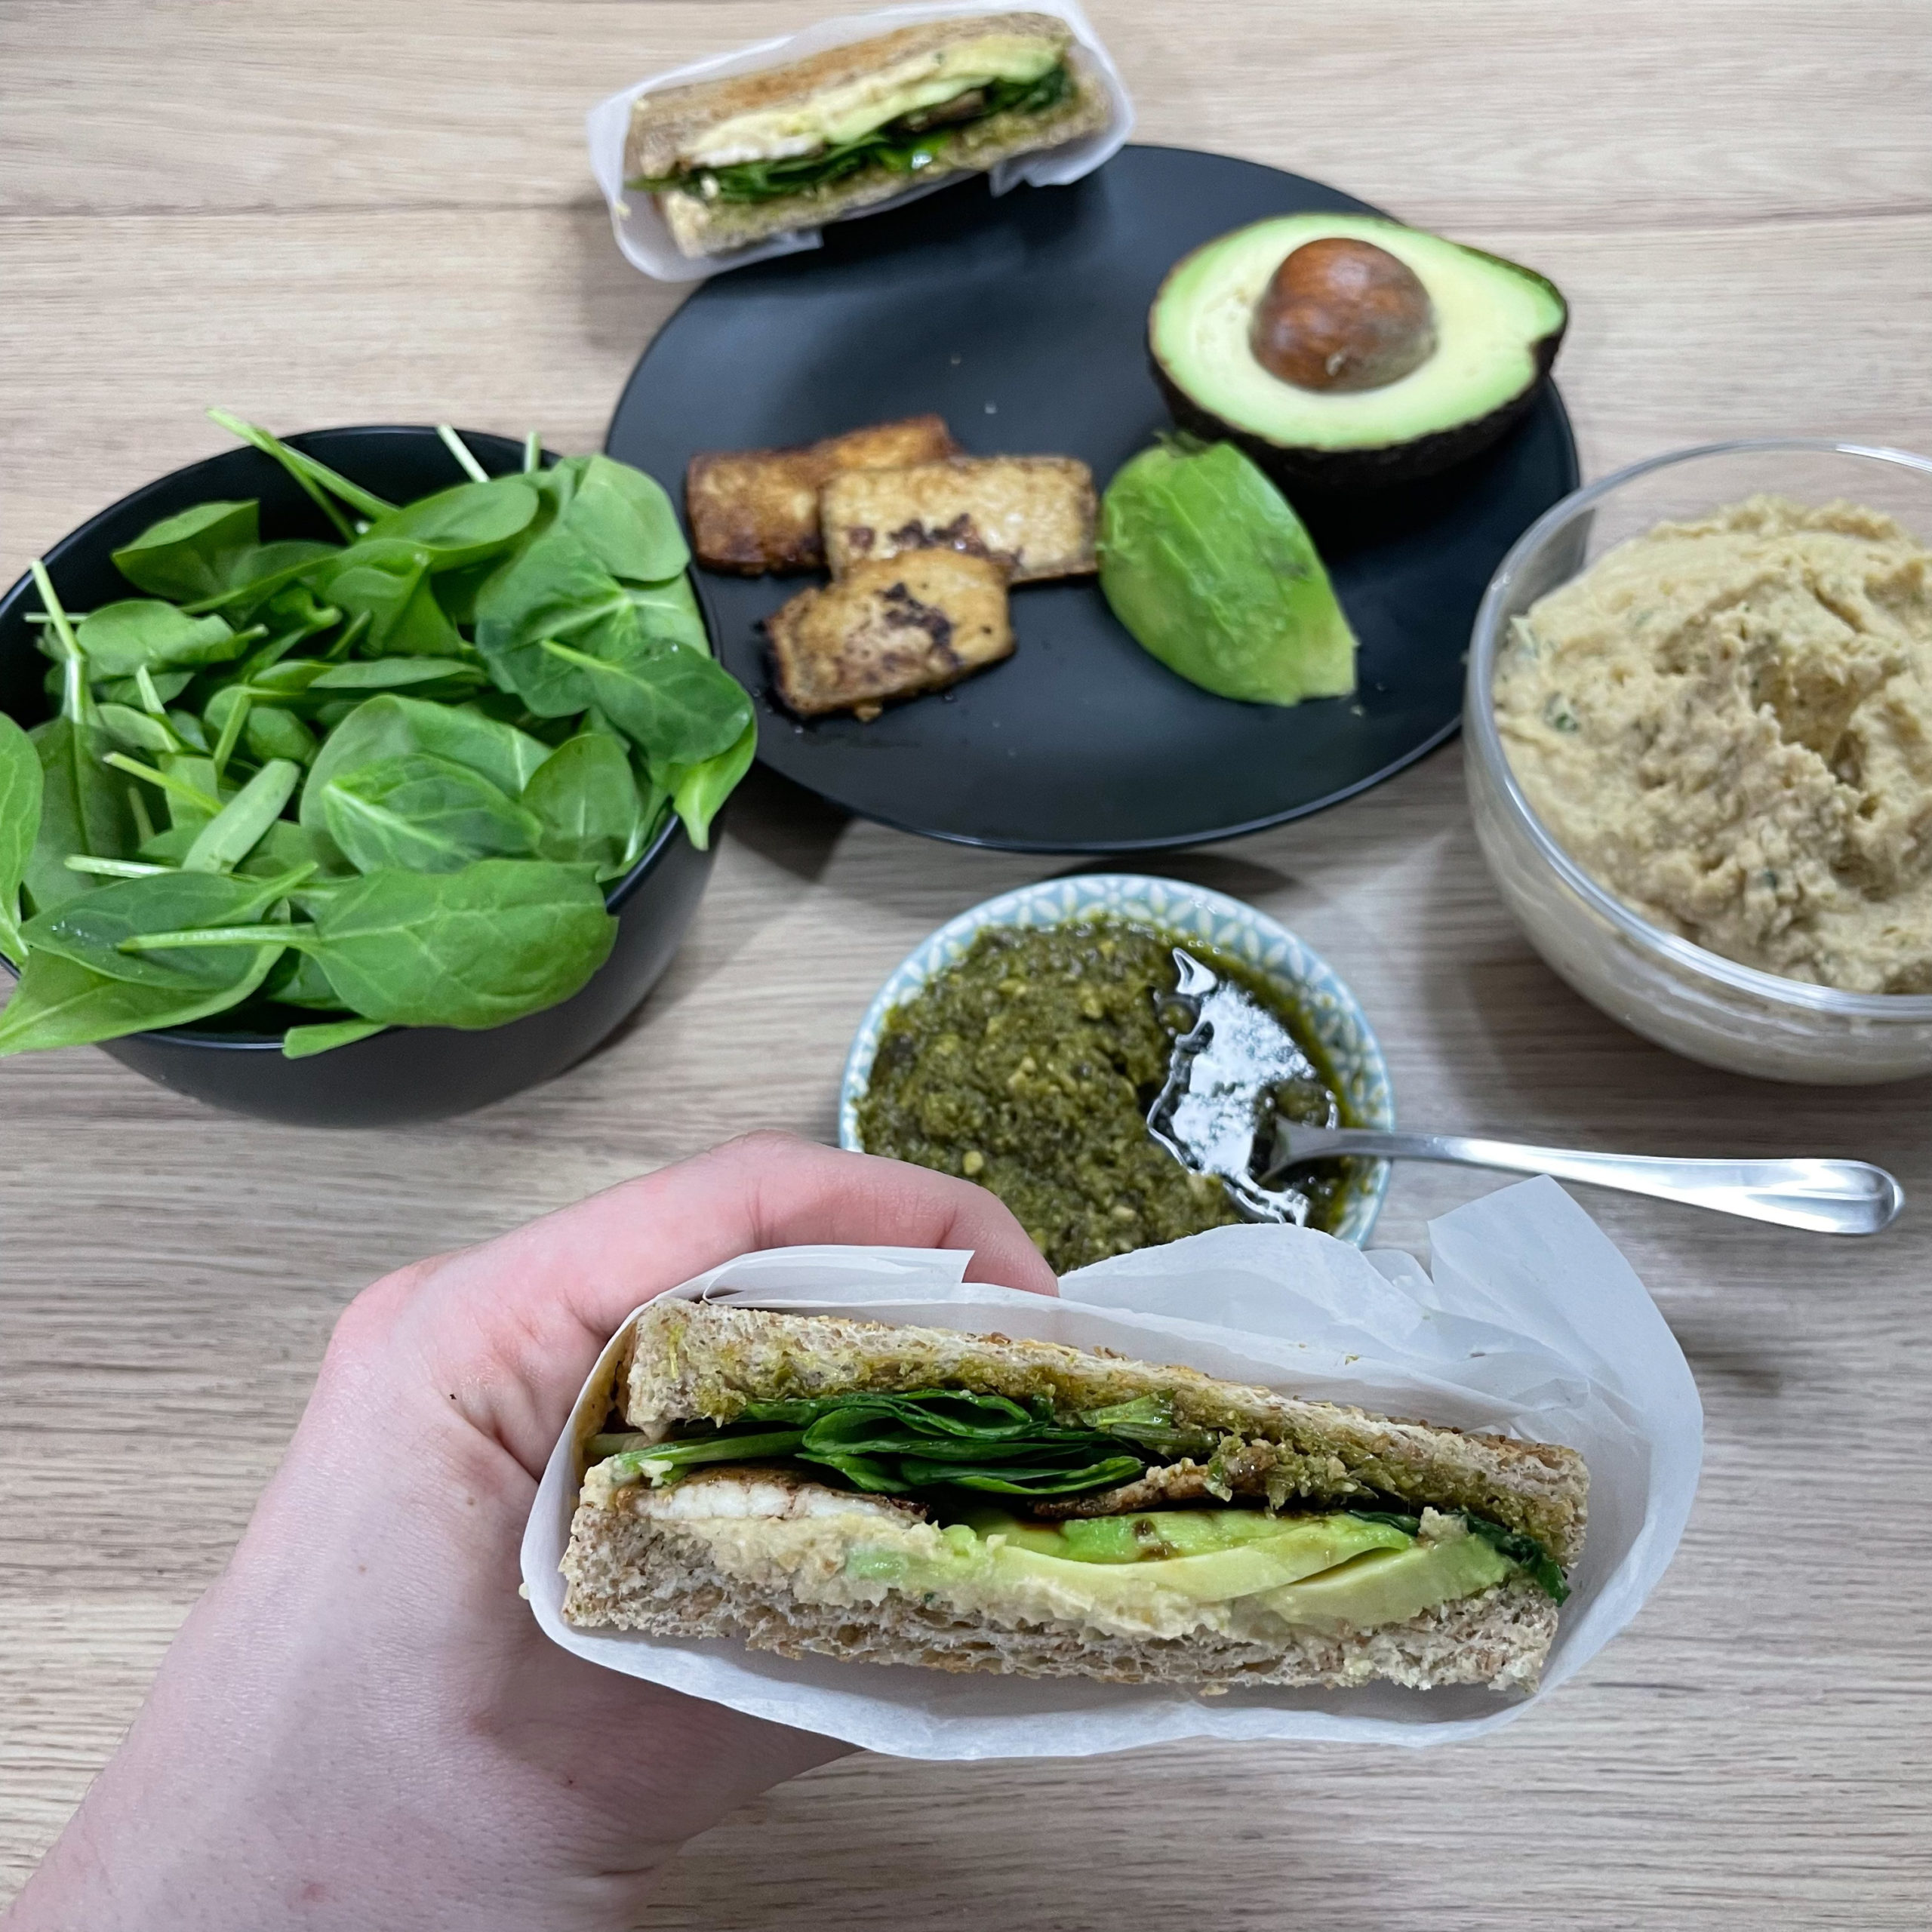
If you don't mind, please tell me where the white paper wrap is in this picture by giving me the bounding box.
[522,1178,1701,1758]
[585,0,1134,282]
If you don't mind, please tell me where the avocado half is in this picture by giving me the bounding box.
[1149,214,1568,493]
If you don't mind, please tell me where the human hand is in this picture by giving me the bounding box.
[6,1132,1057,1932]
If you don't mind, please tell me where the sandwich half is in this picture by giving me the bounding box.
[560,1302,1588,1694]
[626,13,1114,259]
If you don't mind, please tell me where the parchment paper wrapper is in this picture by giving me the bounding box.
[585,0,1134,283]
[522,1177,1701,1758]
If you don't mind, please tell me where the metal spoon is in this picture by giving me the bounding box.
[1146,949,1904,1238]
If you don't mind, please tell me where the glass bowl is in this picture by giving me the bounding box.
[1464,438,1932,1085]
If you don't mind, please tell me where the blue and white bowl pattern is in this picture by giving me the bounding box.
[839,872,1395,1247]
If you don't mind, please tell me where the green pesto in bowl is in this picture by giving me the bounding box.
[854,919,1352,1273]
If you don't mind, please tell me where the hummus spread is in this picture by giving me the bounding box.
[1494,496,1932,993]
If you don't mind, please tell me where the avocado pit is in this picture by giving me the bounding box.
[1251,238,1437,393]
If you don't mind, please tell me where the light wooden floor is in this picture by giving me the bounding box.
[4,2,1930,1923]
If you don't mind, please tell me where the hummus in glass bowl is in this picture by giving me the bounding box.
[1492,495,1932,995]
[1463,441,1932,1084]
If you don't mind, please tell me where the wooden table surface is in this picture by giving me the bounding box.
[4,2,1930,1922]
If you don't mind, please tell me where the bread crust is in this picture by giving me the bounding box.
[560,1503,1558,1694]
[639,48,1112,259]
[621,1300,1589,1565]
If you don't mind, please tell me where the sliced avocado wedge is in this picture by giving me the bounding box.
[1149,214,1567,492]
[1260,1528,1515,1634]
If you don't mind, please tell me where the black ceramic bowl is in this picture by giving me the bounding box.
[0,426,717,1127]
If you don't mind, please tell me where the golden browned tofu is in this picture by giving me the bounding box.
[820,456,1097,583]
[685,416,959,575]
[766,552,1014,721]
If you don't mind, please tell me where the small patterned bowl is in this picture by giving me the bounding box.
[839,872,1395,1247]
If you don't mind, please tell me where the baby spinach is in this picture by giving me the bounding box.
[558,456,689,583]
[281,1017,385,1059]
[182,758,301,873]
[666,718,756,852]
[0,714,41,965]
[0,940,282,1057]
[320,752,541,875]
[298,694,549,826]
[0,414,752,1060]
[524,732,648,878]
[22,866,304,989]
[112,500,260,601]
[76,601,245,676]
[362,477,539,569]
[28,719,136,913]
[542,635,751,773]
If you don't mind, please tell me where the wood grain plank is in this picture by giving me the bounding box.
[3,2,1924,229]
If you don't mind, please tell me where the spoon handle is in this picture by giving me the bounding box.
[1264,1126,1904,1236]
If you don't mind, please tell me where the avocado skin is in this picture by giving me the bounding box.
[1149,241,1568,495]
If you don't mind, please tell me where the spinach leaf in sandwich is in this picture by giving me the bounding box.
[630,63,1073,206]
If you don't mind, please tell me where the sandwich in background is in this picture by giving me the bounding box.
[626,13,1114,260]
[561,1301,1586,1693]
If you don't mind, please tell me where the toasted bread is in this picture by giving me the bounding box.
[821,456,1097,583]
[685,416,960,575]
[765,551,1014,719]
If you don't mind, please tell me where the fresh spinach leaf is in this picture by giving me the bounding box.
[135,859,614,1029]
[76,601,243,677]
[666,717,755,852]
[99,669,192,709]
[318,540,460,658]
[21,866,303,989]
[309,860,612,1027]
[542,633,752,772]
[0,940,281,1057]
[243,707,319,767]
[97,703,183,758]
[0,712,42,965]
[626,573,711,656]
[182,758,301,873]
[237,817,351,883]
[362,478,538,571]
[321,752,540,875]
[473,526,641,716]
[112,500,260,601]
[298,694,549,827]
[26,718,136,914]
[307,657,485,693]
[281,1017,386,1059]
[523,732,647,878]
[557,455,688,583]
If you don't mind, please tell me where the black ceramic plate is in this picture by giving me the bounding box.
[607,145,1578,852]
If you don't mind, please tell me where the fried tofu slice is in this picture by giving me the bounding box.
[820,456,1097,583]
[685,416,960,575]
[767,552,1014,721]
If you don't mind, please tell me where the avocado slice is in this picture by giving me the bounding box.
[1149,214,1567,492]
[1097,439,1358,706]
[1261,1529,1515,1634]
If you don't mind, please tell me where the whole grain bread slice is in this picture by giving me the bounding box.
[620,1301,1589,1565]
[560,1501,1558,1693]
